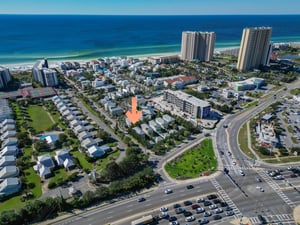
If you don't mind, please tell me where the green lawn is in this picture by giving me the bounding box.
[71,150,93,170]
[96,150,120,170]
[290,88,300,95]
[0,168,42,214]
[238,124,255,159]
[264,156,300,163]
[49,168,70,184]
[24,167,42,198]
[165,139,216,179]
[27,105,54,133]
[0,195,25,214]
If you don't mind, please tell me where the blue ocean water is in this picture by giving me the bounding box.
[0,15,299,65]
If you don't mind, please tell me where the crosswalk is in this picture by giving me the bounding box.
[249,213,295,224]
[257,170,296,208]
[210,178,241,217]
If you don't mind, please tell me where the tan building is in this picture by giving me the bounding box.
[181,31,215,62]
[237,27,272,72]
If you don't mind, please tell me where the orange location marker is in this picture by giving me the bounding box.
[126,96,142,124]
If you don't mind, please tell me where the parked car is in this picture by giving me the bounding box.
[198,218,209,224]
[256,177,262,182]
[191,204,200,210]
[209,204,217,209]
[160,207,168,212]
[203,201,212,206]
[213,215,222,220]
[175,207,185,214]
[226,211,235,216]
[204,211,212,217]
[196,207,205,213]
[207,194,217,200]
[215,208,223,213]
[183,211,192,217]
[196,197,205,203]
[169,221,178,225]
[185,216,195,222]
[173,203,181,208]
[184,200,193,206]
[168,216,177,222]
[213,199,221,204]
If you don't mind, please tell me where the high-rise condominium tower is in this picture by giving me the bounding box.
[237,27,272,72]
[181,31,215,62]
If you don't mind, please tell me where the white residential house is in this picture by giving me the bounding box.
[0,156,15,168]
[153,136,163,143]
[1,138,18,149]
[1,124,15,133]
[141,123,153,136]
[73,124,86,135]
[149,120,161,133]
[81,138,103,150]
[155,117,167,129]
[1,119,15,127]
[87,145,105,158]
[70,119,81,129]
[33,154,55,179]
[1,130,17,141]
[0,166,19,180]
[92,78,105,88]
[77,131,93,142]
[0,178,21,199]
[54,149,75,170]
[0,146,18,157]
[65,114,76,121]
[162,114,175,125]
[87,144,111,158]
[132,127,145,137]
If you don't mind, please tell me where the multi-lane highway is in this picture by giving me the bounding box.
[52,80,300,225]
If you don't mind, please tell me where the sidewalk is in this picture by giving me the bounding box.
[294,205,300,224]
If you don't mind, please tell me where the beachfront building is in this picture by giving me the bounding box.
[32,59,58,87]
[237,27,272,72]
[181,31,215,62]
[228,77,266,91]
[0,67,12,89]
[163,90,211,119]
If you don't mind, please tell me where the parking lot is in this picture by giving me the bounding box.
[152,193,236,225]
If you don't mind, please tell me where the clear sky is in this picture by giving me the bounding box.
[0,0,299,15]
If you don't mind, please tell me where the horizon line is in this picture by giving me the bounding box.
[0,13,300,16]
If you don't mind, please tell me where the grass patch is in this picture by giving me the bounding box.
[287,125,293,133]
[238,124,255,159]
[0,195,25,214]
[290,88,300,96]
[49,168,70,184]
[264,156,300,163]
[270,86,283,92]
[165,139,216,179]
[241,100,258,109]
[291,137,298,144]
[71,150,93,170]
[27,105,54,133]
[96,150,120,170]
[24,167,42,198]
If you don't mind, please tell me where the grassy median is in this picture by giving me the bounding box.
[165,138,216,179]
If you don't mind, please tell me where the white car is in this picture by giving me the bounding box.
[160,207,168,212]
[209,204,217,209]
[164,189,173,194]
[185,216,195,222]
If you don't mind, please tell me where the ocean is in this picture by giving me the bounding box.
[0,14,299,65]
